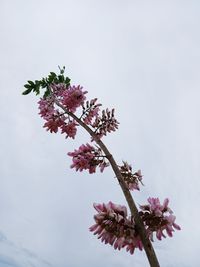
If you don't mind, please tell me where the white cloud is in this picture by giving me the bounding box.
[0,232,51,267]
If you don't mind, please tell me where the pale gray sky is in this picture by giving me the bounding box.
[0,0,200,266]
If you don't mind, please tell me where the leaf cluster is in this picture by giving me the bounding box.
[22,66,70,98]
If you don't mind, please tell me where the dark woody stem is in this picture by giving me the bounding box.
[53,97,160,267]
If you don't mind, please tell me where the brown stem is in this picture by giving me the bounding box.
[54,98,160,267]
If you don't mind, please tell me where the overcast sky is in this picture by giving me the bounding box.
[0,0,200,266]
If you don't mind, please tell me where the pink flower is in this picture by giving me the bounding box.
[84,106,100,124]
[68,143,96,173]
[43,117,64,133]
[61,120,78,139]
[91,108,119,138]
[38,97,55,120]
[90,201,143,254]
[119,161,143,191]
[147,197,163,216]
[164,214,181,237]
[139,198,181,241]
[38,96,67,134]
[61,85,87,112]
[51,83,67,96]
[90,199,180,254]
[68,143,109,173]
[99,161,110,173]
[82,98,101,125]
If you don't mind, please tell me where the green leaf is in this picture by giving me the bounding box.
[24,84,32,89]
[43,88,50,98]
[58,66,65,74]
[32,80,41,95]
[48,72,57,83]
[40,78,47,88]
[58,75,64,83]
[22,66,71,97]
[22,87,33,95]
[50,72,56,78]
[27,80,35,86]
[65,77,70,85]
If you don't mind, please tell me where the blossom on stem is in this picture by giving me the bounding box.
[92,108,119,138]
[90,198,181,254]
[82,98,102,125]
[60,120,78,139]
[51,83,68,97]
[61,85,87,112]
[38,83,119,141]
[119,161,143,191]
[43,115,64,133]
[38,96,65,133]
[38,97,55,120]
[89,201,143,254]
[38,94,80,139]
[139,197,181,241]
[67,143,109,173]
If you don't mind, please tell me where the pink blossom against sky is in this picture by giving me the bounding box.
[0,0,200,266]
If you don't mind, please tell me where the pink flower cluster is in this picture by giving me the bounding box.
[68,143,109,173]
[43,116,64,133]
[39,82,119,141]
[38,82,120,174]
[82,98,102,125]
[89,201,143,254]
[139,197,181,241]
[90,199,181,254]
[60,120,79,139]
[81,99,119,139]
[38,84,88,136]
[51,83,67,97]
[39,83,119,140]
[38,97,55,120]
[119,161,143,191]
[38,95,78,138]
[61,85,87,112]
[92,108,119,138]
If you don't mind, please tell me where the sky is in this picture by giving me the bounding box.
[0,0,200,266]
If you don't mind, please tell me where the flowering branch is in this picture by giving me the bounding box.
[22,67,180,267]
[53,93,160,265]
